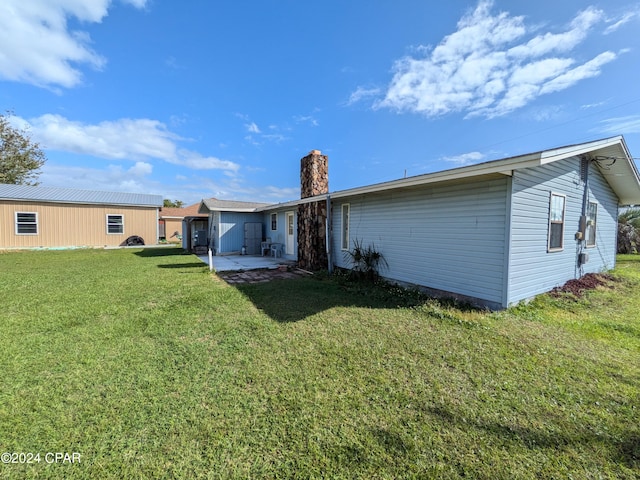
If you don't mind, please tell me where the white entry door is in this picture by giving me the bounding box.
[286,212,295,255]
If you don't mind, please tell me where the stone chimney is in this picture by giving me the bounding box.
[300,150,329,198]
[297,150,329,270]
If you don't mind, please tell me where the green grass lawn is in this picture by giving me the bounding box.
[0,247,638,479]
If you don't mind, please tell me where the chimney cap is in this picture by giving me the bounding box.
[309,149,322,155]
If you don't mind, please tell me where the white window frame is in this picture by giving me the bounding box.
[586,201,597,248]
[270,213,277,231]
[341,203,350,251]
[15,212,38,235]
[106,214,124,235]
[547,192,566,252]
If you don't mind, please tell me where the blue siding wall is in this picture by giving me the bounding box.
[332,176,510,308]
[218,212,263,253]
[263,209,298,258]
[583,164,618,274]
[507,156,618,304]
[264,211,285,244]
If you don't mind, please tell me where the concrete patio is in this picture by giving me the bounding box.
[197,253,296,272]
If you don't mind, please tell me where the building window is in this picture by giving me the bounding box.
[271,213,277,231]
[16,212,38,235]
[547,193,565,252]
[107,214,124,234]
[586,202,597,247]
[287,212,294,236]
[341,204,350,251]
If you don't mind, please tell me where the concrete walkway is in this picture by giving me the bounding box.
[197,253,295,272]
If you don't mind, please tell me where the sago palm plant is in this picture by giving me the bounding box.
[618,207,640,254]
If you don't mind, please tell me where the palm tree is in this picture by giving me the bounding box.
[618,207,640,254]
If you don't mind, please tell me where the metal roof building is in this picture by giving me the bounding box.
[0,184,163,207]
[0,183,163,249]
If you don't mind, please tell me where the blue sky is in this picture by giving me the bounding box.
[2,0,640,205]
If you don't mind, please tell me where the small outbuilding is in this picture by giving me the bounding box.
[0,184,163,249]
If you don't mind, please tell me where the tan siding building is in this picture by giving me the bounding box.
[0,184,163,249]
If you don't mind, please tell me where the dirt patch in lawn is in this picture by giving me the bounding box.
[550,273,618,299]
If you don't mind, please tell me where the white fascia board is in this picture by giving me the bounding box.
[539,136,624,164]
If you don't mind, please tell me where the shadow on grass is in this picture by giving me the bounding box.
[134,246,192,258]
[133,247,207,270]
[426,402,640,470]
[234,276,371,322]
[158,263,209,269]
[234,274,476,323]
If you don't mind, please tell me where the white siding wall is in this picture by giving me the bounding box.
[332,176,510,307]
[507,156,618,304]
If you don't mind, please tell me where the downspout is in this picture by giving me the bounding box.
[156,207,160,244]
[326,194,333,274]
[208,212,216,255]
[207,212,216,272]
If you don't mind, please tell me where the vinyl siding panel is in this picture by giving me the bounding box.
[0,201,158,248]
[332,176,509,307]
[507,156,618,304]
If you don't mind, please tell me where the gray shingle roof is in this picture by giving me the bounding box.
[0,183,163,207]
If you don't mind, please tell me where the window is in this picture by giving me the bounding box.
[547,193,565,251]
[341,204,350,251]
[586,202,597,247]
[287,212,294,236]
[16,212,38,235]
[271,213,277,231]
[107,214,124,234]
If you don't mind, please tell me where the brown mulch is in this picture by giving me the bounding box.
[549,273,617,298]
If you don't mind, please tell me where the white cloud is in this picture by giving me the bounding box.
[374,1,619,118]
[294,115,319,127]
[604,8,640,34]
[598,116,640,135]
[347,86,382,106]
[246,122,261,134]
[0,0,147,89]
[442,151,486,166]
[539,51,616,95]
[14,114,240,172]
[128,161,153,176]
[239,115,293,146]
[39,162,157,195]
